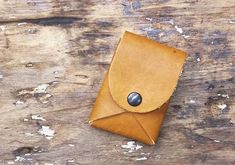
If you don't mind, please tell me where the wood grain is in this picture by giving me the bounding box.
[0,0,234,164]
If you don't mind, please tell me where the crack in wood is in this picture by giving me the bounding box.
[0,16,82,26]
[13,146,45,156]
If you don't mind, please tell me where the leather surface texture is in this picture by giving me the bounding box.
[89,31,187,145]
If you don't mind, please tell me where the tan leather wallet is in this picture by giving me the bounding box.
[89,31,187,145]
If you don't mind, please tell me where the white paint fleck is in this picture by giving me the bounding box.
[31,114,46,121]
[34,84,49,93]
[175,25,183,34]
[217,104,227,110]
[141,152,150,155]
[214,139,220,143]
[24,153,32,156]
[15,156,25,162]
[228,20,235,24]
[218,93,229,98]
[44,163,54,165]
[23,118,29,122]
[182,34,190,39]
[146,17,153,21]
[38,126,55,140]
[0,25,6,31]
[158,32,164,37]
[168,19,174,25]
[222,94,229,98]
[27,29,37,34]
[7,161,15,164]
[135,145,143,150]
[143,26,154,32]
[15,100,24,105]
[189,100,196,104]
[230,119,233,124]
[25,132,34,137]
[17,83,52,104]
[25,63,33,67]
[67,159,75,163]
[121,141,143,153]
[0,75,3,79]
[196,58,201,62]
[68,144,75,147]
[136,156,148,161]
[17,22,27,26]
[173,24,189,39]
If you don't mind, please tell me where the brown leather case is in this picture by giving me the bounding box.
[89,31,187,145]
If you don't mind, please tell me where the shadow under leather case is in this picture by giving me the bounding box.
[89,31,187,145]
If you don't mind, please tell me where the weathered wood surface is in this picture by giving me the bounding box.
[0,0,234,164]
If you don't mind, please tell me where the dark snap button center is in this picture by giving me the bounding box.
[127,92,142,106]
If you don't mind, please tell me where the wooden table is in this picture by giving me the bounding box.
[0,0,234,164]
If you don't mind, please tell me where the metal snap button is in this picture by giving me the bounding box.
[127,92,142,106]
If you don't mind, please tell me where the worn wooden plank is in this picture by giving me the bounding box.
[0,0,234,164]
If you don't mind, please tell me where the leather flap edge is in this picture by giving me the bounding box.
[108,31,187,113]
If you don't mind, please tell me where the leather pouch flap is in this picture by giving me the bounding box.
[108,31,187,113]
